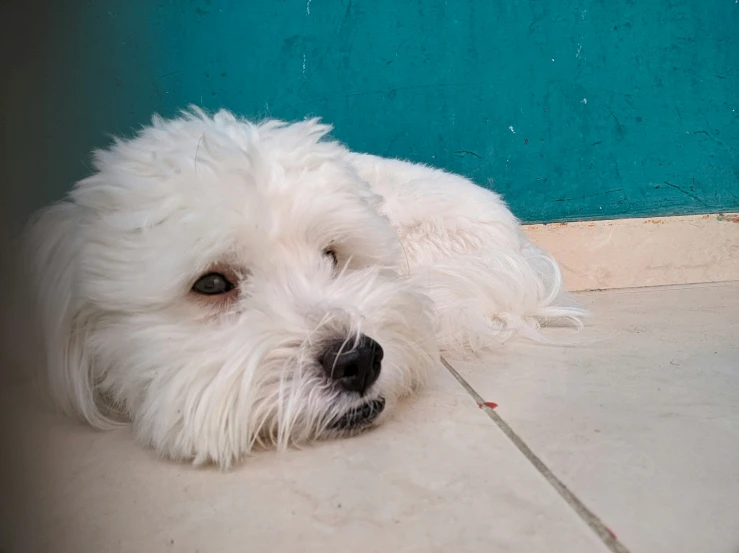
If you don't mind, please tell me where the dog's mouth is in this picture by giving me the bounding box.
[329,397,386,431]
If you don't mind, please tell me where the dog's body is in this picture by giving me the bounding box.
[25,108,584,467]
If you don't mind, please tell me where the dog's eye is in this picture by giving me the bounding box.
[192,272,235,295]
[323,248,338,267]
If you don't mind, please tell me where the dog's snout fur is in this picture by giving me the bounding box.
[320,335,383,395]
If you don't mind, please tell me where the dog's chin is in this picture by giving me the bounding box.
[327,396,386,436]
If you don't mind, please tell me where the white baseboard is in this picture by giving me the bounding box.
[523,213,739,291]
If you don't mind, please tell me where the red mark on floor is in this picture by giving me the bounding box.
[477,401,498,409]
[605,526,617,540]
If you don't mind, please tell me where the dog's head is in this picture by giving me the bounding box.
[25,108,437,467]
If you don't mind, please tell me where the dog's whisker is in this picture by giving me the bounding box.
[193,133,205,171]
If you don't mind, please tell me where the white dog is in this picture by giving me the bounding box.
[24,108,585,468]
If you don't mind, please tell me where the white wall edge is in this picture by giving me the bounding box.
[523,213,739,291]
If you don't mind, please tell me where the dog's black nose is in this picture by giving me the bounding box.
[320,335,383,395]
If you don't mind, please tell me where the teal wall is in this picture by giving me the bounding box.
[3,0,738,230]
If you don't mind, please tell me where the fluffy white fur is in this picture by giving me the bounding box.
[24,108,585,468]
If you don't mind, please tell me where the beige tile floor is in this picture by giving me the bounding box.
[1,282,738,553]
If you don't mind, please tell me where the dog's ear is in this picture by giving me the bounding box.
[23,202,110,428]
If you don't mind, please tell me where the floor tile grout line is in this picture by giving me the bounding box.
[440,356,632,553]
[575,279,739,295]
